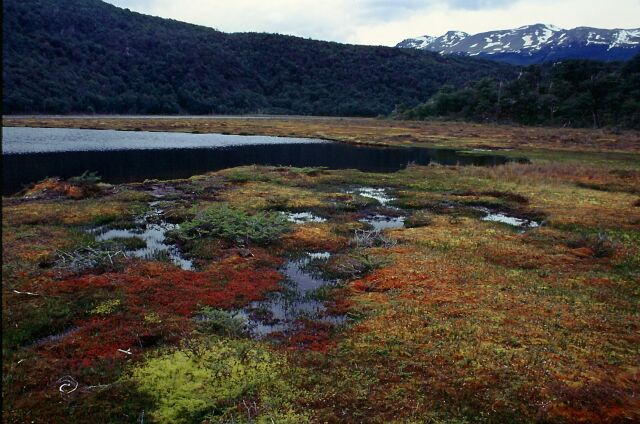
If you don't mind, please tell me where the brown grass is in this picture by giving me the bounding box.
[4,116,640,153]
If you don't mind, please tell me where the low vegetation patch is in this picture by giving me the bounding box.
[195,307,247,337]
[178,204,291,245]
[130,338,308,424]
[405,210,434,228]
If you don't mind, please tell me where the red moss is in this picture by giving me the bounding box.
[570,247,595,258]
[281,321,336,353]
[545,371,640,423]
[351,267,435,292]
[38,260,283,367]
[23,178,89,200]
[39,315,156,367]
[326,288,353,315]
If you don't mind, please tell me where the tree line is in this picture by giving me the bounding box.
[396,56,640,128]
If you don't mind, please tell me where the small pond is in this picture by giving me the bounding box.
[91,201,194,270]
[235,252,343,337]
[2,127,522,195]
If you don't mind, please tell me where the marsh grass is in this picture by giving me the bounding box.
[566,230,620,258]
[326,250,391,279]
[405,210,434,228]
[97,236,147,251]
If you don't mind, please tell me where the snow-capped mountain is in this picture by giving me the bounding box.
[397,24,640,65]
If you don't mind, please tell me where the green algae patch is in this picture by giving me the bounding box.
[131,338,308,424]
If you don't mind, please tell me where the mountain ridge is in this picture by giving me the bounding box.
[2,0,514,115]
[397,24,640,64]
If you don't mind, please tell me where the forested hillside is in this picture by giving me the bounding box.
[397,56,640,128]
[2,0,513,116]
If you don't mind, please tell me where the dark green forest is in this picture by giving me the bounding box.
[397,56,640,128]
[2,0,513,116]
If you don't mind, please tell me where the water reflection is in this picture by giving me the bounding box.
[237,252,343,337]
[91,201,194,270]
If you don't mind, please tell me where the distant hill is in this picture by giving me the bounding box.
[2,0,513,116]
[397,24,640,65]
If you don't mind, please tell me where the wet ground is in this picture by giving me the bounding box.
[91,201,194,270]
[84,185,542,345]
[236,252,344,337]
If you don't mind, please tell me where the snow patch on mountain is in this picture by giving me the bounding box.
[396,24,640,64]
[611,29,640,48]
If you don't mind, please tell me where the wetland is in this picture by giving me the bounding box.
[2,117,639,424]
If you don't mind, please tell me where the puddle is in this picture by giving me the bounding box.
[235,252,344,337]
[476,207,540,229]
[346,187,406,230]
[348,187,395,206]
[92,202,194,270]
[360,214,405,231]
[282,212,326,223]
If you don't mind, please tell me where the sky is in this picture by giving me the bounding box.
[105,0,640,46]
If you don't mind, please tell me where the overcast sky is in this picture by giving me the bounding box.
[105,0,640,46]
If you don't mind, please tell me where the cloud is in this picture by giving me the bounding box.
[353,0,428,19]
[447,0,513,10]
[105,0,640,46]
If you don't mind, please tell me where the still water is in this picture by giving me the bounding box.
[2,127,517,194]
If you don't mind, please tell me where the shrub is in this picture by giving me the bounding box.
[68,171,102,186]
[350,229,397,248]
[178,204,291,245]
[55,245,129,272]
[22,174,104,200]
[195,307,247,337]
[292,166,327,176]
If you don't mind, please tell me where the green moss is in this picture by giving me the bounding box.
[130,338,308,424]
[90,299,121,316]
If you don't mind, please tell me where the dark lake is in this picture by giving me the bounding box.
[2,127,518,195]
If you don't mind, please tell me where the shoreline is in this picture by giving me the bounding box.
[4,116,640,155]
